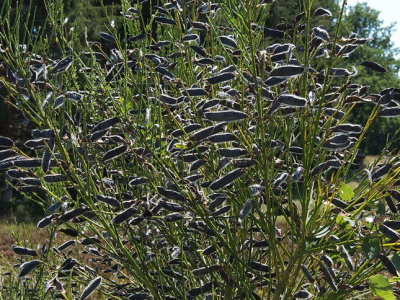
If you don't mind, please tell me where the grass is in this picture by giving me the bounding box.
[0,221,46,262]
[0,0,399,299]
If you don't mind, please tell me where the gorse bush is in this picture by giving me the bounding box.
[1,0,400,299]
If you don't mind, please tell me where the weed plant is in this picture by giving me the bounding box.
[0,0,400,299]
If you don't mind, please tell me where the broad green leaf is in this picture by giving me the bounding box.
[338,183,354,201]
[362,239,380,259]
[336,215,354,231]
[391,253,400,271]
[377,202,386,215]
[369,274,395,300]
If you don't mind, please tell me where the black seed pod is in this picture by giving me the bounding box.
[95,195,120,208]
[212,205,231,216]
[59,228,79,237]
[340,246,354,271]
[0,149,17,161]
[379,254,398,276]
[51,56,73,73]
[112,207,137,224]
[219,35,237,48]
[12,246,37,256]
[190,123,226,141]
[271,65,304,78]
[379,224,400,241]
[103,145,128,161]
[314,7,332,16]
[249,261,270,273]
[192,265,223,276]
[277,94,307,107]
[160,94,177,105]
[14,158,42,168]
[205,110,247,122]
[187,281,215,297]
[239,199,253,222]
[19,260,41,277]
[164,213,183,222]
[360,61,387,73]
[183,88,208,97]
[90,129,108,142]
[384,220,400,230]
[37,215,53,228]
[203,245,216,255]
[91,117,119,133]
[320,263,338,292]
[80,276,102,300]
[209,168,245,190]
[44,174,68,183]
[160,200,184,212]
[60,208,87,222]
[57,240,75,251]
[385,196,397,213]
[0,136,14,148]
[157,186,186,202]
[206,72,235,84]
[209,196,227,211]
[155,16,176,26]
[98,32,116,43]
[300,264,315,283]
[293,290,313,299]
[190,159,207,172]
[190,45,207,57]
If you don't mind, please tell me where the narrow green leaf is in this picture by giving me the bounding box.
[338,183,354,201]
[314,225,330,239]
[369,274,395,300]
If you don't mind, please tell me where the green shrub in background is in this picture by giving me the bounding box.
[1,0,400,299]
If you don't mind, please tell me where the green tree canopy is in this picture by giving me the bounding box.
[266,0,400,154]
[342,3,400,154]
[341,2,400,91]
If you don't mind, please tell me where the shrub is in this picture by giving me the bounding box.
[1,0,400,299]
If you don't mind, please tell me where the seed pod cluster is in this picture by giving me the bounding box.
[0,2,398,300]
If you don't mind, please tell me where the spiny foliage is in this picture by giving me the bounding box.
[1,0,400,299]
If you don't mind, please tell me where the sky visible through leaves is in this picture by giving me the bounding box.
[346,0,400,58]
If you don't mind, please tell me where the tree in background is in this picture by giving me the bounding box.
[341,3,400,154]
[266,0,400,154]
[265,0,340,29]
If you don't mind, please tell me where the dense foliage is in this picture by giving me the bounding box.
[1,0,400,299]
[1,0,400,220]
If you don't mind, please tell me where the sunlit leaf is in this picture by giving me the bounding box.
[338,183,354,201]
[369,274,395,300]
[174,143,188,149]
[336,215,355,230]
